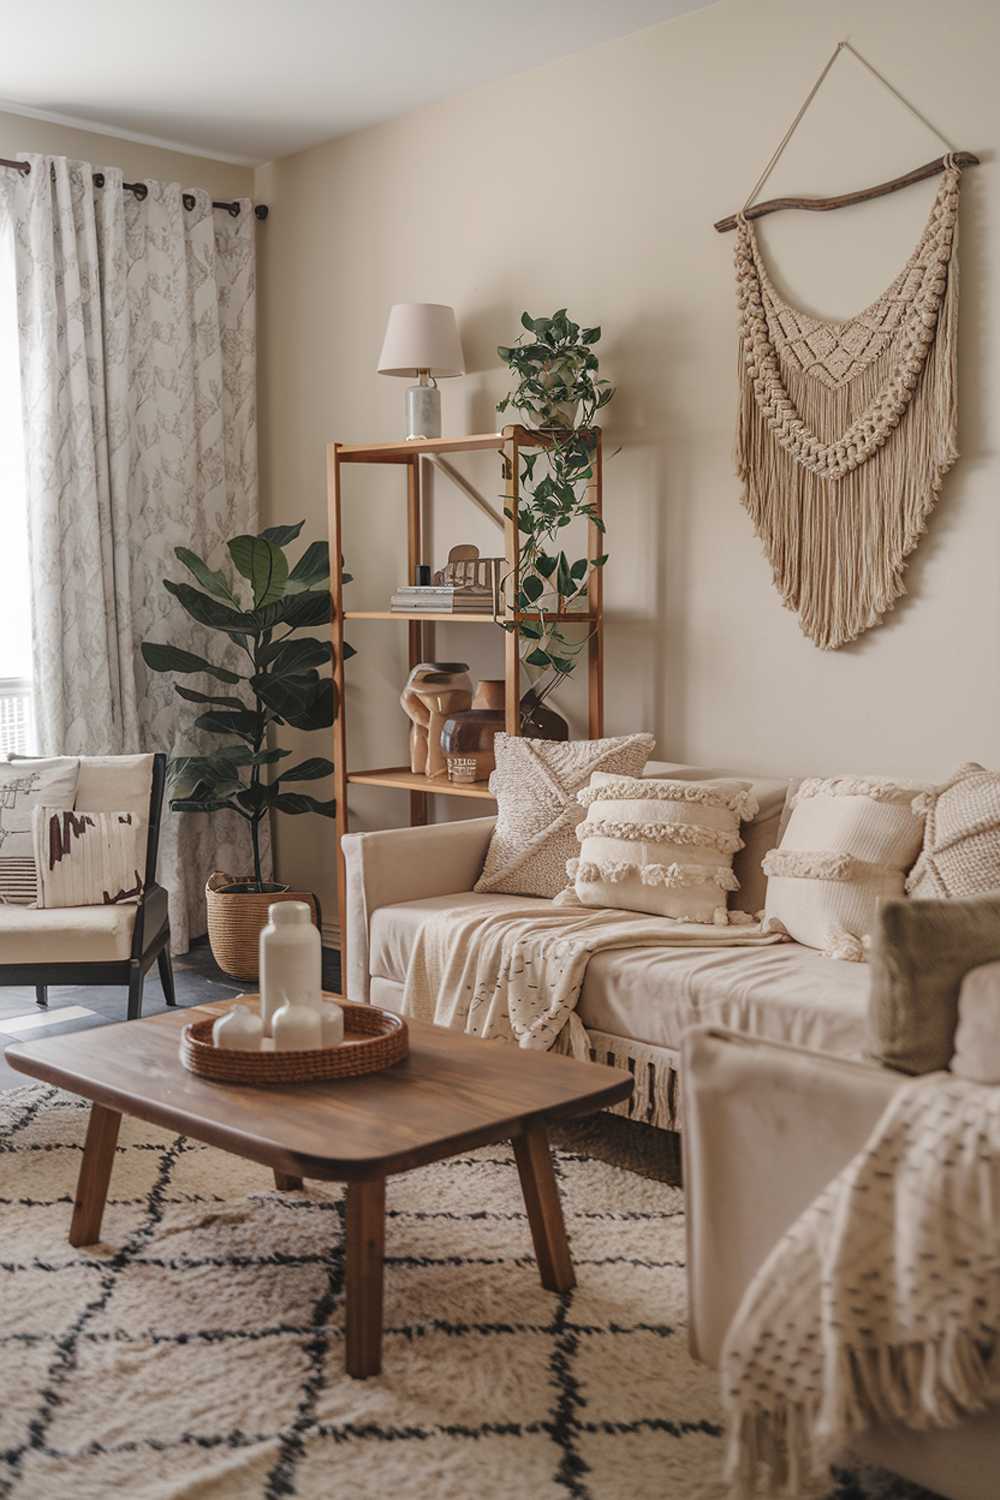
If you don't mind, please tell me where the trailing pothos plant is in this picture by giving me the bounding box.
[496,311,614,719]
[141,521,352,895]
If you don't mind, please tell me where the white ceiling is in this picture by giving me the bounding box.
[0,0,714,166]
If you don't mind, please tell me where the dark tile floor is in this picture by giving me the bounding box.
[0,942,341,1091]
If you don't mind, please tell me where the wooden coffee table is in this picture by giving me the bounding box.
[5,1001,631,1378]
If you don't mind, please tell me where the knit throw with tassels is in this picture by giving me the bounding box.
[735,166,961,650]
[719,1074,1000,1497]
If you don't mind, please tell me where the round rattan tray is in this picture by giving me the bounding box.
[180,997,408,1086]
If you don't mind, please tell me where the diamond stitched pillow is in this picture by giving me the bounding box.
[33,808,144,909]
[474,733,655,899]
[763,776,929,961]
[0,758,80,905]
[907,762,1000,899]
[570,773,759,924]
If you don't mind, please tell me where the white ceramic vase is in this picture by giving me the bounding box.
[272,997,323,1051]
[212,1004,264,1051]
[259,900,322,1036]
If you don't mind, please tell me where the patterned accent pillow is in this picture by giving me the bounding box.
[570,773,759,924]
[907,762,1000,899]
[0,758,80,905]
[33,808,144,909]
[763,776,929,961]
[474,733,655,899]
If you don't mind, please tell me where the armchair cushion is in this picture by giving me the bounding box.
[0,757,79,904]
[0,901,136,963]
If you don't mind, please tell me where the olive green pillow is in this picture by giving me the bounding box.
[867,894,1000,1074]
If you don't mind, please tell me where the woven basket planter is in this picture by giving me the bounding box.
[205,872,320,981]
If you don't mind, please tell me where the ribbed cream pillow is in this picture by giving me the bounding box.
[569,772,759,924]
[763,777,929,961]
[907,762,1000,898]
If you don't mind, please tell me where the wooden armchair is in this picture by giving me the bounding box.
[0,753,175,1021]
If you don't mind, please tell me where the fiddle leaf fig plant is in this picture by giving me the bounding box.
[141,520,352,894]
[497,311,614,719]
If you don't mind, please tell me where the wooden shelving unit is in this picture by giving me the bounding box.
[327,424,605,946]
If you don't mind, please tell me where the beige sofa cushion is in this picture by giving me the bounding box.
[0,902,137,962]
[369,890,870,1059]
[474,732,654,899]
[952,960,1000,1085]
[907,762,1000,898]
[764,777,928,961]
[571,773,755,924]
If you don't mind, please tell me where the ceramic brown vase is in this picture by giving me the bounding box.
[440,707,505,781]
[472,678,505,712]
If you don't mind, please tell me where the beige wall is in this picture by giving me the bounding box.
[256,0,1000,922]
[0,110,252,200]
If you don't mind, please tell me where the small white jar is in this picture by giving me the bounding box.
[318,1000,345,1048]
[260,900,321,1036]
[272,996,323,1052]
[213,1004,264,1051]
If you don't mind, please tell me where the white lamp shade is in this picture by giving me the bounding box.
[377,302,465,378]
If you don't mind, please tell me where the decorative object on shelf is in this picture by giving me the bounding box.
[212,1003,264,1051]
[725,41,968,650]
[441,707,505,782]
[392,545,501,614]
[497,311,613,723]
[259,900,322,1035]
[472,679,504,712]
[520,687,568,742]
[400,663,473,777]
[272,992,323,1051]
[180,998,409,1084]
[446,756,480,785]
[140,521,339,977]
[433,543,504,595]
[377,302,465,439]
[390,585,494,614]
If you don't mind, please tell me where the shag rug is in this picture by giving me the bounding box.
[0,1085,938,1500]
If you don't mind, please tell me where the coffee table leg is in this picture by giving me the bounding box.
[69,1103,122,1248]
[514,1123,576,1294]
[274,1171,304,1191]
[345,1175,385,1378]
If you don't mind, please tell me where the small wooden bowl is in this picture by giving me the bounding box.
[180,998,408,1086]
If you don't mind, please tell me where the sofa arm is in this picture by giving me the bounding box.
[342,817,495,1002]
[681,1028,905,1368]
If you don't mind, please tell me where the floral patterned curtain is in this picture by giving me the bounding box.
[1,154,267,951]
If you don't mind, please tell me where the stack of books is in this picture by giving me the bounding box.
[390,584,495,615]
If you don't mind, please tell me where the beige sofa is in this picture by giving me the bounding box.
[682,1027,1000,1500]
[342,760,876,1129]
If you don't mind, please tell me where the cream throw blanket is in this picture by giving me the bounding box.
[400,896,782,1058]
[720,1074,1000,1497]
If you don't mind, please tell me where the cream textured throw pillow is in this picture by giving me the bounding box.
[763,776,929,961]
[570,773,758,924]
[475,733,654,899]
[0,758,80,905]
[907,762,1000,898]
[33,808,144,909]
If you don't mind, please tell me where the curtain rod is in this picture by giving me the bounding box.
[0,156,269,220]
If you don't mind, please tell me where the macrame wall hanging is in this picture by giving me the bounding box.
[716,41,979,650]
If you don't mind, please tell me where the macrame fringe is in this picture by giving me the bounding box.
[558,1027,683,1132]
[735,173,959,650]
[794,776,932,806]
[575,818,745,854]
[578,780,760,820]
[572,858,740,892]
[724,1328,997,1498]
[762,849,899,882]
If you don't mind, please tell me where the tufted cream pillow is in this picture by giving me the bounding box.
[474,733,654,899]
[570,772,759,924]
[907,762,1000,899]
[763,777,929,961]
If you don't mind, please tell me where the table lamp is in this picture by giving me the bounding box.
[377,302,465,439]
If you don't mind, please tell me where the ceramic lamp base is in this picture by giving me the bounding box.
[406,381,441,439]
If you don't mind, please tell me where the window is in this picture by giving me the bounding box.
[0,217,34,755]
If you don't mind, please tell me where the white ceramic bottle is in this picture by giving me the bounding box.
[259,900,321,1036]
[272,994,323,1051]
[317,1000,345,1048]
[213,1004,264,1051]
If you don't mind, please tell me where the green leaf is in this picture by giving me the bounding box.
[521,574,544,603]
[286,540,330,594]
[519,621,543,640]
[552,656,574,674]
[272,792,337,816]
[525,648,552,668]
[237,783,279,813]
[556,553,574,598]
[520,312,536,332]
[260,521,304,545]
[170,797,238,814]
[258,635,332,673]
[592,553,609,567]
[251,671,320,721]
[535,554,557,578]
[570,558,589,580]
[215,746,291,767]
[282,677,337,731]
[274,590,333,630]
[194,708,264,743]
[277,757,335,782]
[173,685,248,710]
[140,642,241,684]
[228,535,289,608]
[580,326,600,344]
[163,580,257,634]
[342,641,357,662]
[175,547,239,606]
[168,755,248,788]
